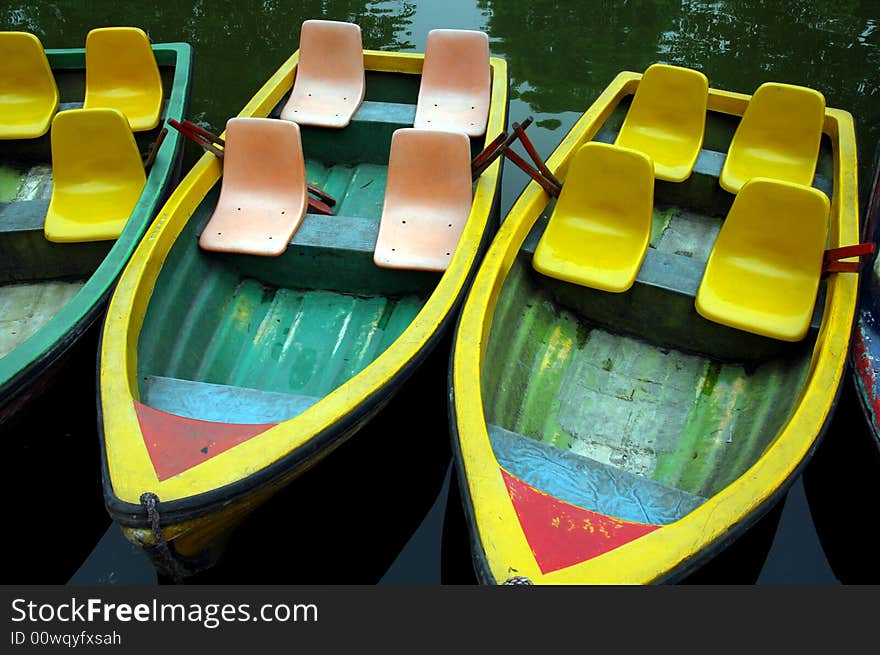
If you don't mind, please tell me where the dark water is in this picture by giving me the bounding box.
[2,0,879,585]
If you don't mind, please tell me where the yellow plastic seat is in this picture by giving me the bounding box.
[413,29,491,137]
[615,63,708,182]
[84,27,163,132]
[719,82,825,194]
[0,32,59,139]
[533,142,654,293]
[44,108,146,243]
[696,178,830,341]
[279,20,365,129]
[373,128,473,271]
[199,118,308,257]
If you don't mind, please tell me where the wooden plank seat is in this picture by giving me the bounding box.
[209,210,442,296]
[488,424,707,525]
[593,128,834,200]
[273,99,420,168]
[141,375,320,424]
[0,198,114,282]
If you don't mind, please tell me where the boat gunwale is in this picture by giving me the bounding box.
[450,70,860,584]
[0,41,193,417]
[99,49,509,519]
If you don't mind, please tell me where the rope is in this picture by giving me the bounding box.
[503,575,533,585]
[140,492,186,584]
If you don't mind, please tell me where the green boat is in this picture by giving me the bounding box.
[0,32,192,422]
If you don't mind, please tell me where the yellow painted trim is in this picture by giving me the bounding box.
[101,50,508,503]
[452,72,859,584]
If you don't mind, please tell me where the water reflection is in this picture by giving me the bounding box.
[0,0,416,132]
[479,0,880,182]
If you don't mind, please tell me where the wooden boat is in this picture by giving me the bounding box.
[450,66,863,584]
[0,29,192,422]
[850,143,880,450]
[99,23,508,578]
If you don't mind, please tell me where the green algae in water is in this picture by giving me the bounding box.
[0,166,23,203]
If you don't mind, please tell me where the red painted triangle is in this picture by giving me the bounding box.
[135,401,277,481]
[501,470,659,574]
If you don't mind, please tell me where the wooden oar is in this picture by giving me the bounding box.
[142,127,168,170]
[512,119,562,190]
[166,118,336,214]
[471,116,535,180]
[823,242,876,273]
[504,146,561,197]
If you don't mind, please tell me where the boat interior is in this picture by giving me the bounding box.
[136,26,497,424]
[481,67,838,520]
[0,29,176,359]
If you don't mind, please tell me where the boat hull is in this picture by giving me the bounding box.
[450,72,860,584]
[99,49,508,577]
[0,43,193,424]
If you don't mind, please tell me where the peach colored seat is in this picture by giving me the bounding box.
[198,118,308,257]
[413,29,491,137]
[615,63,708,182]
[373,129,473,271]
[719,82,825,194]
[696,178,830,341]
[84,27,163,132]
[0,32,59,139]
[44,108,146,242]
[279,20,365,129]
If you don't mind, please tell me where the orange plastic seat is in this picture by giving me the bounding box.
[373,129,473,271]
[696,178,830,341]
[615,63,708,182]
[413,29,491,137]
[0,32,59,139]
[84,27,163,132]
[199,118,308,257]
[533,142,655,293]
[279,20,365,129]
[719,82,825,194]
[44,108,146,243]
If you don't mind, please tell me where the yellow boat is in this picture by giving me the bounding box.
[450,66,861,584]
[99,25,508,579]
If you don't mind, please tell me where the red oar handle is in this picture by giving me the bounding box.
[504,148,561,197]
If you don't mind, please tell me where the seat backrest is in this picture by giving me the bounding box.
[719,82,825,194]
[615,63,708,182]
[555,142,654,230]
[532,141,654,292]
[84,27,163,132]
[373,128,473,271]
[198,118,308,257]
[413,29,491,137]
[0,31,59,139]
[696,177,830,341]
[44,108,146,242]
[279,20,365,129]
